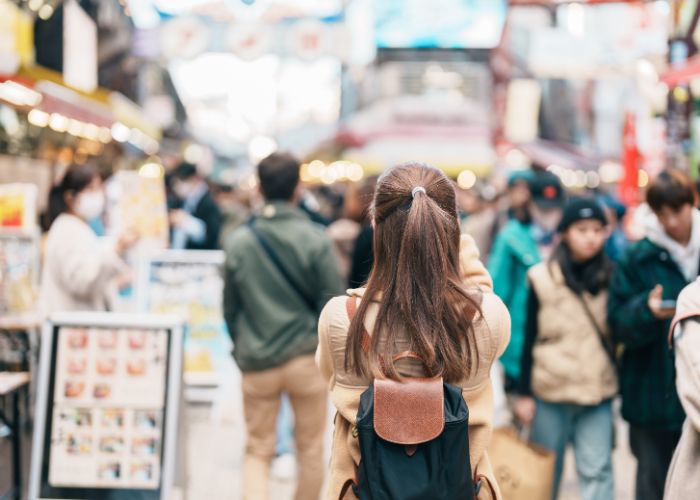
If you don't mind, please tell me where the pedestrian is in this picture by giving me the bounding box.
[317,162,510,500]
[608,169,700,500]
[40,164,138,316]
[664,277,700,500]
[169,162,223,250]
[346,176,378,288]
[488,172,565,388]
[598,193,629,262]
[459,183,498,263]
[222,152,344,500]
[515,198,617,500]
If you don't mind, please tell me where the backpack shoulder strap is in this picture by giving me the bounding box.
[345,296,372,352]
[668,310,700,346]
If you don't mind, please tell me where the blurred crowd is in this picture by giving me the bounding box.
[37,155,700,500]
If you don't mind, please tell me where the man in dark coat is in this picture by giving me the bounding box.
[170,162,222,250]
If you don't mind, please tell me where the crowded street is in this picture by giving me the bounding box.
[2,1,700,500]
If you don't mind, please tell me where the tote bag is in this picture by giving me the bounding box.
[488,427,555,500]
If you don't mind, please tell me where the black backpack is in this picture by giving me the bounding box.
[342,297,491,500]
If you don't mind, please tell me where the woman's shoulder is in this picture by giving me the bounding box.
[319,293,354,338]
[475,292,511,359]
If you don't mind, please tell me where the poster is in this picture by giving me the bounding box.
[30,313,183,500]
[138,251,230,398]
[106,171,168,251]
[0,183,37,230]
[0,231,39,314]
[48,326,167,489]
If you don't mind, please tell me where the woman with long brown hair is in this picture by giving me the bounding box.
[316,163,510,499]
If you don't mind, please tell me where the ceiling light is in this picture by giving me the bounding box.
[28,109,50,127]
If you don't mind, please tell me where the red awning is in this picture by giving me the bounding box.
[661,55,700,87]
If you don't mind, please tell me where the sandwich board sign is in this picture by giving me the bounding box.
[29,312,184,500]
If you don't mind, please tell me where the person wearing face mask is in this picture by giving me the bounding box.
[40,164,139,316]
[169,162,222,250]
[515,198,617,500]
[488,172,565,389]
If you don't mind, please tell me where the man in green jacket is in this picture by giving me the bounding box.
[488,172,565,387]
[609,170,700,500]
[223,152,344,500]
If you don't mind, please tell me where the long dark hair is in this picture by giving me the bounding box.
[47,164,98,228]
[551,242,613,295]
[344,163,482,382]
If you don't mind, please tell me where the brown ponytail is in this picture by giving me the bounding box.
[345,162,481,382]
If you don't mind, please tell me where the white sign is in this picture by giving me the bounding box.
[63,0,98,92]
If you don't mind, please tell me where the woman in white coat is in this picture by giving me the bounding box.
[40,165,138,315]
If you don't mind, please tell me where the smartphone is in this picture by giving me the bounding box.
[659,300,677,309]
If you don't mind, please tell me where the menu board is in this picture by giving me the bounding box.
[49,326,167,489]
[0,183,37,230]
[30,313,183,500]
[0,230,39,314]
[138,250,230,400]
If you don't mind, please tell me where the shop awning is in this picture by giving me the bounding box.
[519,139,602,171]
[661,55,700,87]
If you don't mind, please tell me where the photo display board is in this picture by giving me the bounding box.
[30,313,183,500]
[138,250,230,399]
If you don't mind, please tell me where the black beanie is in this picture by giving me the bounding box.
[557,198,608,233]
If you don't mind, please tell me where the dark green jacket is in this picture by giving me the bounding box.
[608,238,688,431]
[223,202,344,372]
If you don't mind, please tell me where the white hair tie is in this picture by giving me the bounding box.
[412,186,427,198]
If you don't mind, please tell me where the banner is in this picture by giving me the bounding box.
[106,171,168,252]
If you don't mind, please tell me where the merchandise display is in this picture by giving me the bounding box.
[0,231,40,314]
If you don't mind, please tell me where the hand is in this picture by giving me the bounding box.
[116,228,139,255]
[114,270,134,291]
[648,284,676,320]
[169,209,187,228]
[514,397,536,426]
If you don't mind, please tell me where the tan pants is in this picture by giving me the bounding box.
[241,354,328,500]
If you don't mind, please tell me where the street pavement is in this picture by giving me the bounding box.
[184,399,636,500]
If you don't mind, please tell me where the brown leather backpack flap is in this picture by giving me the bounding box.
[374,377,444,445]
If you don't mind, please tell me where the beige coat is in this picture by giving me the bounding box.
[40,214,126,316]
[664,279,700,500]
[316,235,510,500]
[528,262,618,405]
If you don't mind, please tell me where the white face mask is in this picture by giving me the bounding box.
[75,191,105,221]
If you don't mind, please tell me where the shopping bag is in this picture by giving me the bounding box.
[487,427,555,500]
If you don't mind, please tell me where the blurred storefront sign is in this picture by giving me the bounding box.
[158,15,355,63]
[526,3,668,79]
[0,1,34,75]
[63,0,98,93]
[504,79,541,144]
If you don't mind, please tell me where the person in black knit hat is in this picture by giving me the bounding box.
[515,197,617,500]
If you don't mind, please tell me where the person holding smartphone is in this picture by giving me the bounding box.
[609,169,700,500]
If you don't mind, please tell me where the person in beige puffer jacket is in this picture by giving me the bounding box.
[514,198,618,500]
